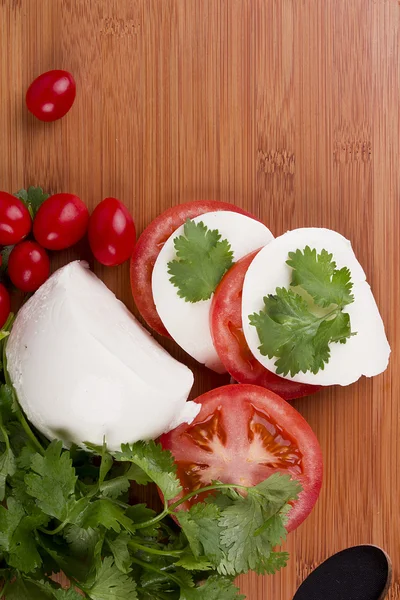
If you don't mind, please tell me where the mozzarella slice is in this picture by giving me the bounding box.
[242,228,390,386]
[6,261,197,450]
[152,211,274,372]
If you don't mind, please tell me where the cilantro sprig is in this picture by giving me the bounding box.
[0,377,300,598]
[250,246,356,377]
[168,219,234,302]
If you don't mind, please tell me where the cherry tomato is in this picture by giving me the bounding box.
[0,192,31,245]
[8,241,50,292]
[0,284,11,329]
[88,198,136,267]
[33,193,89,250]
[130,200,256,337]
[210,251,321,400]
[26,70,76,122]
[160,384,323,532]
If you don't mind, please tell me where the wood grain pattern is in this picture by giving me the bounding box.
[1,1,399,598]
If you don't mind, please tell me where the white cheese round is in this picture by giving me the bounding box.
[152,211,274,372]
[6,261,197,451]
[242,228,390,386]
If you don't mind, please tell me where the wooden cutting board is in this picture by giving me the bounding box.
[1,1,399,598]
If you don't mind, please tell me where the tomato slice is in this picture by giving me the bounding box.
[130,200,254,337]
[210,251,321,400]
[160,384,323,532]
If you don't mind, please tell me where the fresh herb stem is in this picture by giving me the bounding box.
[130,556,183,586]
[132,506,169,530]
[0,426,10,451]
[133,482,249,531]
[128,540,184,557]
[16,408,45,455]
[39,518,69,536]
[2,340,45,456]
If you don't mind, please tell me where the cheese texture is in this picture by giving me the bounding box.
[6,261,197,450]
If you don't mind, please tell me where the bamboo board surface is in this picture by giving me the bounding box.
[1,1,399,598]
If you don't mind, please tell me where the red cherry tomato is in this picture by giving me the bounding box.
[0,192,31,245]
[88,198,136,267]
[0,284,11,329]
[8,241,50,292]
[160,384,323,532]
[130,200,255,337]
[26,70,76,122]
[33,193,89,250]
[210,251,321,400]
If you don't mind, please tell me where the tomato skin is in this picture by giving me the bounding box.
[26,70,76,122]
[33,193,89,250]
[0,192,32,246]
[160,384,323,532]
[0,284,11,329]
[8,241,50,292]
[130,200,257,337]
[88,198,136,267]
[210,251,321,400]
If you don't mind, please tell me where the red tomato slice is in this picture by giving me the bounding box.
[160,384,323,532]
[130,200,254,337]
[210,251,321,400]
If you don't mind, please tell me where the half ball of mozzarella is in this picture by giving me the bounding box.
[152,211,274,373]
[6,261,198,451]
[242,228,390,386]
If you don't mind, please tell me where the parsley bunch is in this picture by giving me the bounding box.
[250,246,356,377]
[0,340,301,598]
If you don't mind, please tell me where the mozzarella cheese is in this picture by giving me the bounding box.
[6,261,197,451]
[152,211,274,372]
[242,228,390,386]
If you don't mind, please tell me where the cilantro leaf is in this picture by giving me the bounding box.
[174,552,213,571]
[180,575,245,600]
[288,246,354,308]
[80,499,132,533]
[176,503,222,566]
[250,286,353,377]
[25,441,77,521]
[168,219,234,302]
[115,441,182,501]
[250,246,357,376]
[218,474,300,576]
[0,497,46,573]
[0,445,16,501]
[85,556,138,600]
[106,532,132,574]
[64,524,101,559]
[15,186,50,218]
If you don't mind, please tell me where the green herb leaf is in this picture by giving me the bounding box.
[168,219,234,302]
[107,532,132,574]
[15,186,50,218]
[287,246,354,308]
[85,556,138,600]
[218,474,300,576]
[176,503,222,566]
[250,288,353,377]
[25,441,77,522]
[0,445,16,501]
[250,246,356,377]
[174,552,213,571]
[115,441,182,502]
[80,499,132,533]
[180,575,245,600]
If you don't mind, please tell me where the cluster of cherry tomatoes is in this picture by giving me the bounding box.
[0,190,136,328]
